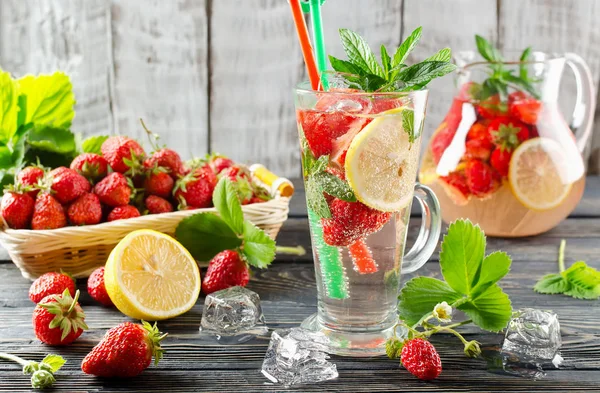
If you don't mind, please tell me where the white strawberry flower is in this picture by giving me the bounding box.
[433,301,452,323]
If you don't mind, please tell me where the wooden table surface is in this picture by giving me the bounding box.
[1,178,600,392]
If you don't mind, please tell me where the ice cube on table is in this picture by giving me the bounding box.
[199,286,268,343]
[501,308,563,378]
[261,328,338,387]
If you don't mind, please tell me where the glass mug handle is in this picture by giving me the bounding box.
[401,183,441,274]
[564,53,597,154]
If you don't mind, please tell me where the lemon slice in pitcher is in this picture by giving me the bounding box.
[509,137,572,211]
[345,108,420,212]
[104,229,201,320]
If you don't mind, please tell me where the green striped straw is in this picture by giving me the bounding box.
[305,0,328,90]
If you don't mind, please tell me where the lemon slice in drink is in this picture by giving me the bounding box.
[345,107,420,212]
[509,137,572,211]
[104,229,201,320]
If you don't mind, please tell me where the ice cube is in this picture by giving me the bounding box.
[500,308,562,378]
[199,286,268,343]
[261,328,338,387]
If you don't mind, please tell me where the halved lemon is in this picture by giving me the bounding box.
[104,229,201,320]
[345,108,419,212]
[509,137,572,211]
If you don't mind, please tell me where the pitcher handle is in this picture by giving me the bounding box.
[564,53,597,154]
[401,183,441,274]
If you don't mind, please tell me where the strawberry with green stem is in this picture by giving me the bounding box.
[140,119,185,179]
[0,352,66,389]
[16,163,45,199]
[33,289,88,345]
[70,153,109,182]
[1,183,35,229]
[101,136,146,175]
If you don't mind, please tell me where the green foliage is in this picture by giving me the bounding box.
[81,135,109,155]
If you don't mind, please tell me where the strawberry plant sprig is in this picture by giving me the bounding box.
[0,352,65,389]
[386,219,513,360]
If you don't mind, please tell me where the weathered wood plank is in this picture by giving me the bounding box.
[402,0,498,156]
[499,0,600,171]
[110,0,208,159]
[0,0,113,135]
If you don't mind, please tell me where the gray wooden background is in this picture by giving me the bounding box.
[1,0,599,178]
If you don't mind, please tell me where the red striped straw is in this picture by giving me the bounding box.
[288,0,321,90]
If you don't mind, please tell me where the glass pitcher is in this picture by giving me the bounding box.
[419,51,596,237]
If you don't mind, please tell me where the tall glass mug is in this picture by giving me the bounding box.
[294,73,441,356]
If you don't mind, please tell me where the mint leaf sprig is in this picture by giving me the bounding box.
[175,177,276,268]
[329,27,456,93]
[534,239,600,299]
[387,219,513,359]
[0,352,65,389]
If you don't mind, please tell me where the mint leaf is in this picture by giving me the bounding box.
[398,277,463,327]
[458,284,512,332]
[27,125,76,154]
[392,27,422,68]
[425,48,452,62]
[0,70,19,142]
[329,55,366,76]
[41,354,66,373]
[396,61,457,90]
[213,177,244,234]
[338,28,384,78]
[439,219,486,296]
[401,109,416,142]
[471,251,511,298]
[82,135,108,155]
[475,35,502,62]
[312,155,329,175]
[314,171,356,202]
[519,47,532,79]
[17,72,75,129]
[380,45,391,78]
[305,176,331,219]
[562,261,600,299]
[534,273,570,294]
[241,221,276,268]
[175,213,242,261]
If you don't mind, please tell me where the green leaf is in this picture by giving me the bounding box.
[0,146,13,170]
[17,72,75,129]
[519,47,532,80]
[338,28,384,78]
[534,273,570,294]
[458,284,512,332]
[401,109,416,142]
[241,220,276,268]
[475,35,502,62]
[27,125,76,154]
[392,27,422,68]
[41,355,66,373]
[82,135,108,154]
[313,171,356,202]
[0,70,19,142]
[329,55,366,76]
[380,45,391,78]
[398,277,463,327]
[425,47,452,62]
[439,219,486,296]
[561,261,600,299]
[175,213,243,262]
[305,176,331,219]
[385,338,403,359]
[213,177,244,235]
[312,155,329,175]
[471,251,511,298]
[396,61,457,90]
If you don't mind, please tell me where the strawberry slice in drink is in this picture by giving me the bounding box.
[347,238,378,274]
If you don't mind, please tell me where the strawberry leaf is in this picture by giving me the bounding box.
[40,355,66,373]
[534,273,570,294]
[241,221,275,269]
[398,277,463,327]
[457,284,512,332]
[213,177,244,235]
[175,213,242,262]
[0,70,19,143]
[27,125,76,154]
[470,251,511,299]
[81,135,109,155]
[561,261,600,299]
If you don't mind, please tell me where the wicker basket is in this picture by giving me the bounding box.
[0,195,290,281]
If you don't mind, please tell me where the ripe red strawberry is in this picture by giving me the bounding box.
[465,160,495,197]
[87,267,113,307]
[430,127,455,164]
[208,155,234,174]
[94,172,132,207]
[220,165,253,204]
[466,121,491,142]
[67,193,102,226]
[49,167,91,205]
[322,199,391,246]
[174,168,215,209]
[101,136,145,174]
[107,205,140,222]
[145,195,173,214]
[202,250,249,294]
[29,272,75,304]
[31,193,67,230]
[490,148,513,178]
[16,166,44,198]
[81,321,166,378]
[249,196,266,204]
[1,189,34,229]
[489,117,529,150]
[70,153,109,181]
[145,148,184,179]
[465,138,492,161]
[143,167,174,198]
[509,91,542,125]
[476,94,508,119]
[439,172,470,205]
[401,338,442,380]
[33,289,88,346]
